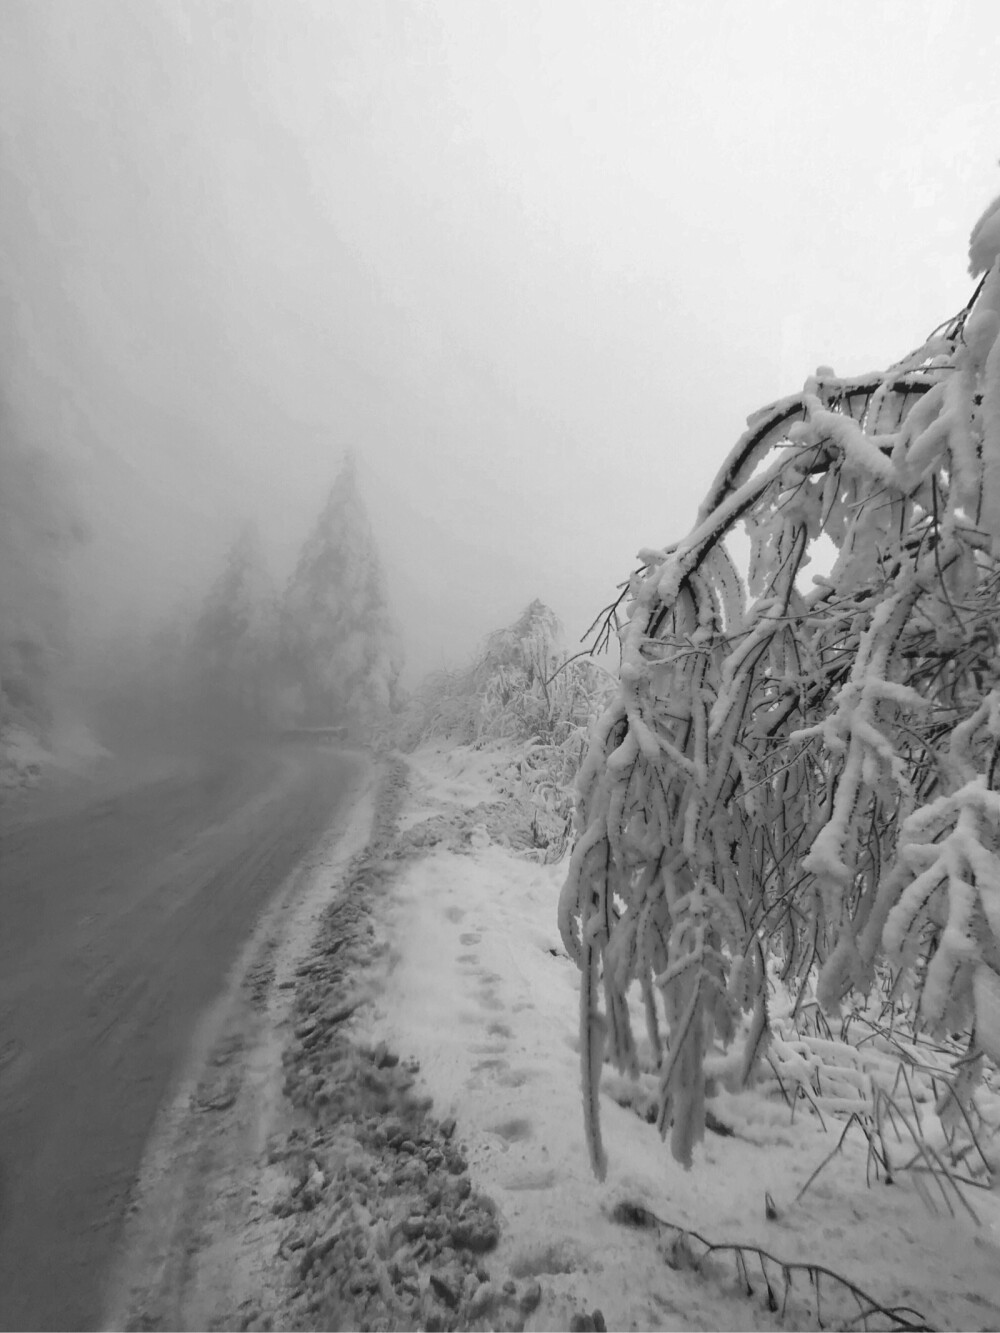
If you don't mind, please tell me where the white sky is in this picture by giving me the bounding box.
[1,0,998,681]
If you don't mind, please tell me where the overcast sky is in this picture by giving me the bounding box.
[1,0,998,682]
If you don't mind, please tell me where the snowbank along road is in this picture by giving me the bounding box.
[0,742,362,1332]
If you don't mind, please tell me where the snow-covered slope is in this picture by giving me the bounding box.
[359,741,1000,1331]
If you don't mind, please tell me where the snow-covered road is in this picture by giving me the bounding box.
[0,742,363,1331]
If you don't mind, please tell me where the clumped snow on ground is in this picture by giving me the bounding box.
[359,740,1000,1332]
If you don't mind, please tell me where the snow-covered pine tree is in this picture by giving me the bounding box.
[559,191,1000,1174]
[280,455,402,740]
[189,521,277,733]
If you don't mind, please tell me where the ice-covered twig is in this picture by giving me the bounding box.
[610,1200,933,1331]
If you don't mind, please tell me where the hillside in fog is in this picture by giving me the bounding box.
[1,0,996,776]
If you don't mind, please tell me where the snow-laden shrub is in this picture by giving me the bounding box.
[401,600,614,856]
[559,192,1000,1173]
[473,601,609,749]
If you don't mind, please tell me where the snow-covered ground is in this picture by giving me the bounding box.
[360,741,1000,1332]
[0,716,110,792]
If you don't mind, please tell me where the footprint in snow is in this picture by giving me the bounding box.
[459,932,481,945]
[466,1055,509,1090]
[474,1057,508,1073]
[498,1067,534,1087]
[509,1240,581,1278]
[489,1116,533,1142]
[465,1056,534,1089]
[501,1167,557,1191]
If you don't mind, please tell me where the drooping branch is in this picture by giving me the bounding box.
[611,1200,932,1331]
[560,201,1000,1170]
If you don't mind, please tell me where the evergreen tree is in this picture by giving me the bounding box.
[189,521,277,732]
[559,190,1000,1173]
[280,455,402,739]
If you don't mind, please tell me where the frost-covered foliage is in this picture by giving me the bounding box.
[408,600,609,749]
[188,522,278,732]
[559,194,1000,1174]
[472,600,604,749]
[405,600,610,749]
[402,600,614,856]
[280,455,403,740]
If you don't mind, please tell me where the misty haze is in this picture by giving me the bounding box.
[2,3,1000,1331]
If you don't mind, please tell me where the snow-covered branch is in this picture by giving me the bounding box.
[560,198,1000,1169]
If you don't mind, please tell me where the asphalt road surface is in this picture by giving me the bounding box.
[0,741,361,1331]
